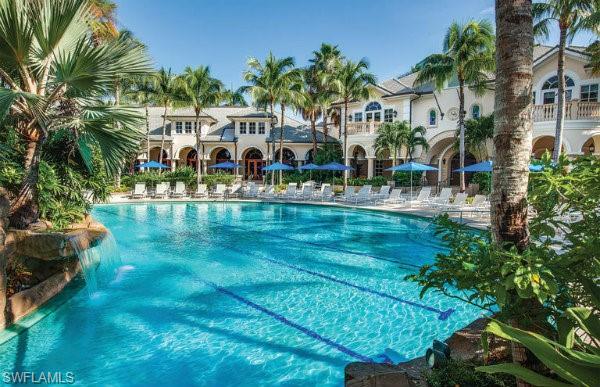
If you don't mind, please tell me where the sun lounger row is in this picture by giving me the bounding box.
[130,182,243,199]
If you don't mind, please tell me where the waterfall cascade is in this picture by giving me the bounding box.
[69,231,122,295]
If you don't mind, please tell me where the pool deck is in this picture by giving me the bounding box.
[107,193,490,230]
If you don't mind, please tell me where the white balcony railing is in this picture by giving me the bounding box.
[533,101,600,122]
[345,121,383,135]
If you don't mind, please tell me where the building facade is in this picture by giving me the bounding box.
[330,45,600,186]
[138,106,336,180]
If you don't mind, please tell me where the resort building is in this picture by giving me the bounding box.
[138,45,599,186]
[330,44,600,186]
[139,106,336,180]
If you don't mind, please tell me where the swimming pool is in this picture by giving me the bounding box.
[0,202,481,386]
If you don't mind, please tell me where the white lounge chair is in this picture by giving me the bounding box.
[407,186,432,206]
[281,183,297,199]
[466,194,489,217]
[170,181,187,198]
[382,188,404,205]
[244,182,258,198]
[228,183,242,198]
[442,192,468,210]
[313,184,334,202]
[349,185,372,205]
[297,182,314,200]
[260,185,275,199]
[153,182,169,199]
[429,187,452,206]
[131,183,147,199]
[192,184,208,198]
[336,186,356,202]
[375,185,391,201]
[211,184,227,199]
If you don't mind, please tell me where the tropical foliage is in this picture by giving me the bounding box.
[0,0,152,228]
[458,113,494,161]
[414,20,495,191]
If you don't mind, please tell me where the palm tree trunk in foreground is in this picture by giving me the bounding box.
[145,105,150,165]
[494,1,535,385]
[0,188,10,329]
[9,136,44,229]
[552,27,567,162]
[458,80,466,192]
[311,116,318,157]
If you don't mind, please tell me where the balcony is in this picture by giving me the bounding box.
[533,101,600,122]
[345,121,383,135]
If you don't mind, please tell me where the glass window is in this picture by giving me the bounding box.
[542,75,575,89]
[384,109,394,122]
[239,122,247,134]
[354,112,363,122]
[532,91,536,104]
[175,121,182,134]
[373,112,381,122]
[365,101,382,111]
[581,84,598,102]
[258,122,266,134]
[428,110,437,126]
[375,160,384,176]
[249,122,256,134]
[565,89,572,102]
[185,121,192,134]
[471,104,480,119]
[543,91,555,104]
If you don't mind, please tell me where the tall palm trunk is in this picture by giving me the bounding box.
[9,131,44,229]
[552,26,567,162]
[195,113,202,185]
[114,82,122,188]
[310,114,318,158]
[159,105,168,170]
[494,2,535,385]
[270,100,275,185]
[279,104,286,184]
[145,105,150,166]
[343,99,349,188]
[0,188,8,329]
[322,112,329,144]
[458,79,466,192]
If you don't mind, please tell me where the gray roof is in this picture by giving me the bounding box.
[266,125,338,143]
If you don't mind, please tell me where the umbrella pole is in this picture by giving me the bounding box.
[410,170,413,201]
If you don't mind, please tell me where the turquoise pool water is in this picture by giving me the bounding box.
[0,202,481,386]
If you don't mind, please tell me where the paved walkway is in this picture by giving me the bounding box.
[107,193,490,230]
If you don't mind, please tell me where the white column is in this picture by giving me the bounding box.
[367,158,374,179]
[437,157,443,184]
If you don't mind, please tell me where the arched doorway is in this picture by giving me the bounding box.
[449,152,477,186]
[186,149,198,171]
[581,137,599,155]
[149,147,170,167]
[215,148,231,163]
[531,136,566,159]
[244,148,264,180]
[274,148,296,166]
[349,145,368,178]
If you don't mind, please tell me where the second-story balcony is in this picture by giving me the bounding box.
[533,101,600,122]
[345,121,383,135]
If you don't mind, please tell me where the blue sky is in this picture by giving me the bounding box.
[116,0,596,91]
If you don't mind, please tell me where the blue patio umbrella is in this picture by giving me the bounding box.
[263,162,295,171]
[453,160,545,173]
[136,161,169,169]
[385,162,438,200]
[317,162,354,186]
[297,163,320,180]
[208,161,241,169]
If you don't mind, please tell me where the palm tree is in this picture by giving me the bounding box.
[276,71,303,182]
[0,0,151,228]
[494,2,536,383]
[587,40,600,75]
[153,68,180,166]
[533,0,596,162]
[414,20,495,192]
[89,0,119,44]
[373,121,406,167]
[242,53,297,184]
[127,75,156,164]
[405,125,430,161]
[178,66,226,185]
[299,68,322,157]
[458,114,494,161]
[224,87,248,107]
[310,43,344,141]
[332,59,376,187]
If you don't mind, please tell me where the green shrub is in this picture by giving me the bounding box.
[425,359,514,387]
[472,172,491,194]
[202,173,235,189]
[393,171,423,187]
[282,171,311,184]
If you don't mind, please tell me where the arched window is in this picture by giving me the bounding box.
[365,101,382,111]
[541,75,575,104]
[215,149,231,162]
[364,101,382,122]
[428,109,437,126]
[275,148,296,164]
[471,104,481,119]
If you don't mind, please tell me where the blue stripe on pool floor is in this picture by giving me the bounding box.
[204,280,374,363]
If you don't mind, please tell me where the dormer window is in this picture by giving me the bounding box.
[258,122,266,134]
[185,121,192,134]
[175,121,182,134]
[239,122,247,134]
[249,122,256,134]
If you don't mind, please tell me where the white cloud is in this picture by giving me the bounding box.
[480,6,494,15]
